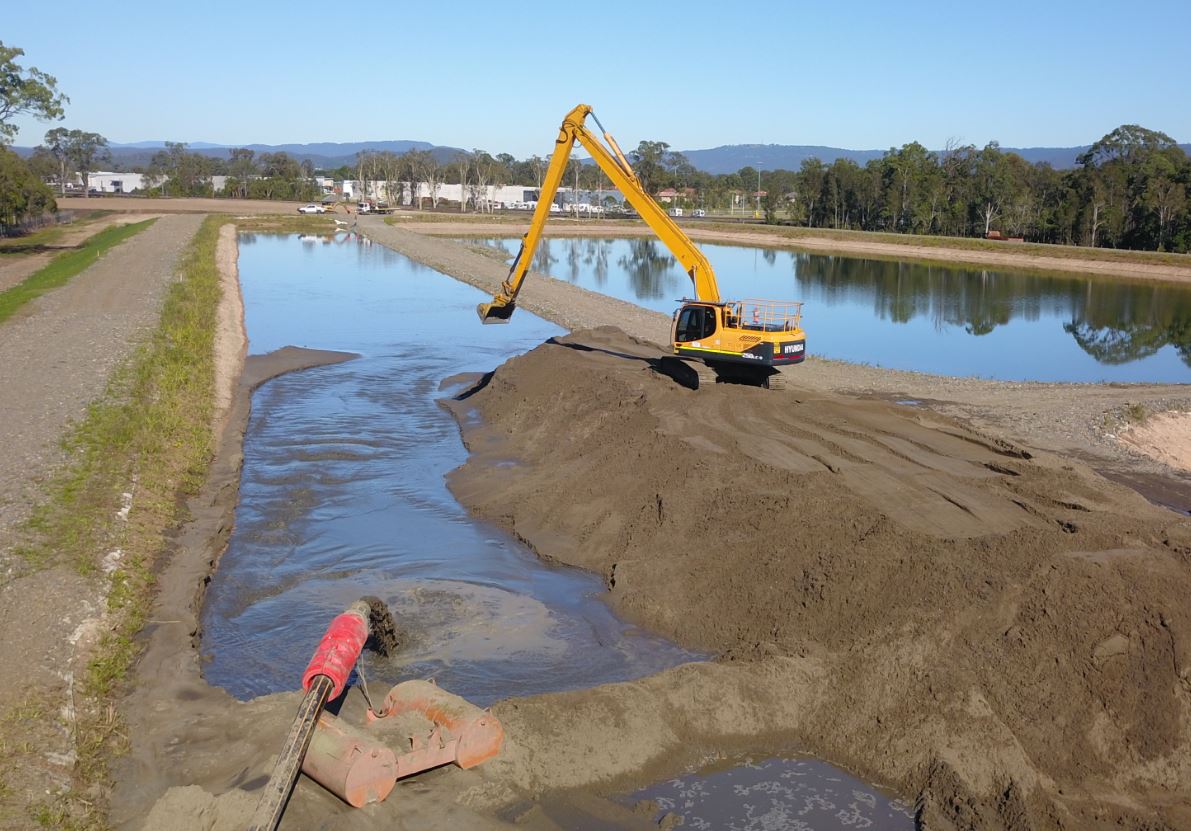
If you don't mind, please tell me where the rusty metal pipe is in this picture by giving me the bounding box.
[247,674,333,831]
[247,600,377,831]
[301,713,398,807]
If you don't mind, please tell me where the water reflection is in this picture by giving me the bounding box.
[202,234,702,704]
[625,757,914,831]
[459,237,1191,382]
[618,239,678,300]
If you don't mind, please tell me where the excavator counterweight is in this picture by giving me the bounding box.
[476,104,806,386]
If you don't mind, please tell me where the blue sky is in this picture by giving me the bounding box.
[5,0,1189,157]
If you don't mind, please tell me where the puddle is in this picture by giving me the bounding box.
[623,756,915,830]
[201,233,702,704]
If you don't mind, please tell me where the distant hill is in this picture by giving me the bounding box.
[680,144,885,174]
[10,139,467,171]
[679,142,1191,174]
[13,137,1190,175]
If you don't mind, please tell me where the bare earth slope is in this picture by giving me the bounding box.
[447,327,1191,829]
[359,219,1191,506]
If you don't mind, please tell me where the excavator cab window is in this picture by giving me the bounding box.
[675,306,716,342]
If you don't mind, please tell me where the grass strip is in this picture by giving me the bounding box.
[0,220,155,324]
[22,217,223,828]
[0,223,66,252]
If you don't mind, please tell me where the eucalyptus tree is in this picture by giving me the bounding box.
[64,130,108,197]
[0,42,68,144]
[43,126,72,195]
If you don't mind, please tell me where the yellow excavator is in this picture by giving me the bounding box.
[476,104,806,389]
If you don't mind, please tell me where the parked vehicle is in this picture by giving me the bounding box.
[692,209,707,218]
[298,204,326,214]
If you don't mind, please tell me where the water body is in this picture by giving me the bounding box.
[624,757,915,830]
[200,233,702,705]
[464,236,1191,383]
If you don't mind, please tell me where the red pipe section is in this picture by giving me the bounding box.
[301,608,368,700]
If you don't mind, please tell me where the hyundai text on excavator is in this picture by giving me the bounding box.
[476,104,806,389]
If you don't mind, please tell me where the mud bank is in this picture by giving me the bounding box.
[114,235,746,830]
[355,217,1191,498]
[445,327,1191,829]
[110,341,357,827]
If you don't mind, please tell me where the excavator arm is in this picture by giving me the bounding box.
[478,104,721,322]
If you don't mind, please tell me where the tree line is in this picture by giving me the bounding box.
[3,39,1187,251]
[742,125,1190,253]
[329,126,1191,253]
[0,42,63,229]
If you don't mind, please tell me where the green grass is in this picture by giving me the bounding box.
[0,212,113,253]
[17,217,223,828]
[0,220,155,324]
[0,223,67,252]
[235,213,340,234]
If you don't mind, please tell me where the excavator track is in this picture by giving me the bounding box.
[656,356,718,390]
[764,370,787,390]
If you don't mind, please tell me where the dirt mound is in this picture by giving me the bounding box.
[446,327,1191,829]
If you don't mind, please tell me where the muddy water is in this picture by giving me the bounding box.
[200,233,701,705]
[464,236,1191,383]
[624,757,915,830]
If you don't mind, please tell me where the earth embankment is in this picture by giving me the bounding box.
[359,218,1191,507]
[445,326,1191,829]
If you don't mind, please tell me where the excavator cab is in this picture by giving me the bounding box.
[671,299,805,389]
[673,304,718,343]
[476,104,807,388]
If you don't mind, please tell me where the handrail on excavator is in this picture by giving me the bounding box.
[478,104,721,323]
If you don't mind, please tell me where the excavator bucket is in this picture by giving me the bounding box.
[477,299,515,324]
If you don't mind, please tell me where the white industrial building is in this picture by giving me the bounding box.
[74,171,149,194]
[329,181,623,210]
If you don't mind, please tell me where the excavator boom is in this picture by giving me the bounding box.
[477,105,805,389]
[478,104,720,322]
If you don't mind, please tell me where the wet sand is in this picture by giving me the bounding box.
[120,227,1191,830]
[444,327,1191,828]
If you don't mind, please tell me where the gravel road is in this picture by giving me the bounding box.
[0,213,202,819]
[0,213,163,293]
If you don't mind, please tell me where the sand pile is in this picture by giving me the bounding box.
[446,327,1191,829]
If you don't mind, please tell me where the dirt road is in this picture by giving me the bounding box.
[0,211,162,292]
[0,214,203,821]
[56,196,311,215]
[74,197,1191,282]
[397,218,1191,283]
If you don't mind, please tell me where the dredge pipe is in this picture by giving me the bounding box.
[247,674,333,831]
[247,600,374,831]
